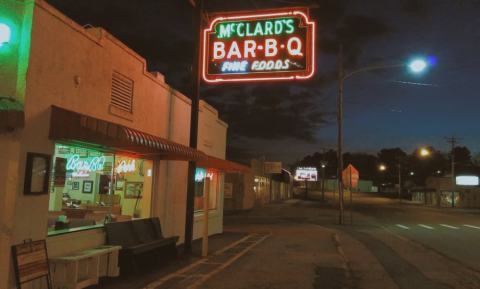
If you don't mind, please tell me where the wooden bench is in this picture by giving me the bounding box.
[104,218,178,274]
[49,245,121,289]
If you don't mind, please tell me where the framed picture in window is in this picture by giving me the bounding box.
[72,181,80,190]
[115,179,125,190]
[82,180,93,194]
[125,182,143,199]
[23,153,51,195]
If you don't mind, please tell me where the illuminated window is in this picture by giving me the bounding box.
[194,168,218,212]
[47,144,153,234]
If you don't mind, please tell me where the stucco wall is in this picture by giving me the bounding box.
[1,1,228,287]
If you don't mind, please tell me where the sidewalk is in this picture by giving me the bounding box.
[93,216,396,289]
[93,231,249,289]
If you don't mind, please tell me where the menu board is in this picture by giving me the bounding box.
[11,240,52,288]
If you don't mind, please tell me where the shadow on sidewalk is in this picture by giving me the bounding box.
[89,231,248,289]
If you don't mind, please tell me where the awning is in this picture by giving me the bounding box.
[197,155,251,173]
[49,106,206,161]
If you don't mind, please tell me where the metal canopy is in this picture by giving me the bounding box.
[49,105,206,161]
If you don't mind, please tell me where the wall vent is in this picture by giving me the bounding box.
[111,71,134,113]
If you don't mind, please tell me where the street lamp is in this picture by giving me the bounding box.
[320,161,327,201]
[337,46,431,224]
[419,147,431,157]
[379,164,387,171]
[408,59,428,74]
[410,171,415,176]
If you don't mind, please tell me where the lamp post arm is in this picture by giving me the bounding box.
[343,63,405,81]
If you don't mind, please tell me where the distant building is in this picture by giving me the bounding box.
[411,176,480,208]
[224,158,293,212]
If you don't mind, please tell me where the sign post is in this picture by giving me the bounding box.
[185,0,204,254]
[342,164,359,225]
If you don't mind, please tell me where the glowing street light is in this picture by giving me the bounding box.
[410,171,415,176]
[379,164,387,171]
[408,58,428,73]
[419,147,431,157]
[0,23,11,47]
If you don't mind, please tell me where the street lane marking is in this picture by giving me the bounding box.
[439,224,459,229]
[396,224,410,230]
[463,224,480,230]
[418,224,434,230]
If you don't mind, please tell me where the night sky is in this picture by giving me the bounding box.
[46,0,480,165]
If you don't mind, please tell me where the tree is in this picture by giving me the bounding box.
[452,146,472,165]
[408,147,448,186]
[376,148,407,185]
[343,153,378,181]
[297,150,338,178]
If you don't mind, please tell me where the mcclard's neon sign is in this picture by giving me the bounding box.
[202,8,316,83]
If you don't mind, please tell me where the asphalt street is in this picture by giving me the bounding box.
[199,192,480,289]
[339,192,480,272]
[98,192,480,289]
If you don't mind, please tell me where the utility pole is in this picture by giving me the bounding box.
[185,0,204,254]
[398,161,402,203]
[337,45,345,225]
[445,136,459,208]
[320,161,326,202]
[349,165,353,225]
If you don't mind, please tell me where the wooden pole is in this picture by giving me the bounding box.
[185,0,204,254]
[337,44,345,225]
[202,177,210,257]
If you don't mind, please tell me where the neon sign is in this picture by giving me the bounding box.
[195,168,214,182]
[115,159,136,174]
[67,154,105,177]
[202,8,316,83]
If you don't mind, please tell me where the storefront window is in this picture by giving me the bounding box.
[113,155,153,219]
[194,167,218,212]
[254,176,269,201]
[47,144,153,233]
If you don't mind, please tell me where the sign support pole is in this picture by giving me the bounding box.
[202,177,210,257]
[337,44,345,225]
[185,0,204,254]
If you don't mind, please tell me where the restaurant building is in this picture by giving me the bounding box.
[0,1,244,288]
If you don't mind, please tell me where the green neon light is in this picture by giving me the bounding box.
[216,18,296,39]
[0,0,34,108]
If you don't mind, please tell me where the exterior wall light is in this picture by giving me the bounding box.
[0,23,11,47]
